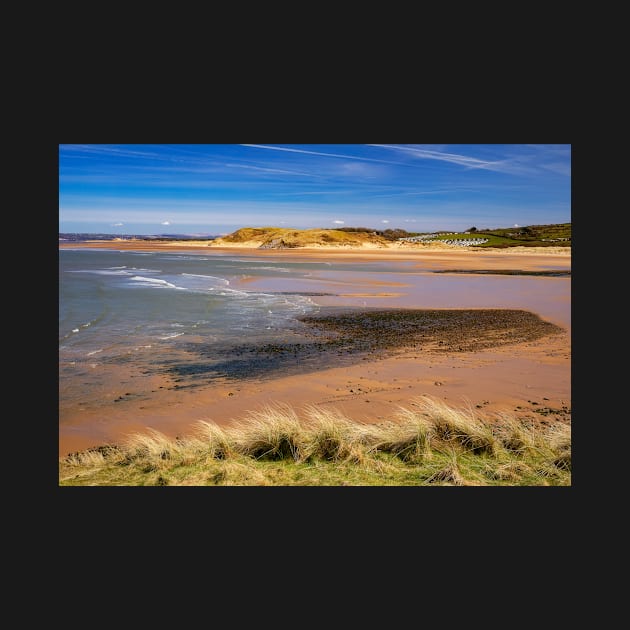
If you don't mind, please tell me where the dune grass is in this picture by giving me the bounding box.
[59,396,571,486]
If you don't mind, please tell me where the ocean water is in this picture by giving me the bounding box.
[59,249,333,394]
[60,249,320,352]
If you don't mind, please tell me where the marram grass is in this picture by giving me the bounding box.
[59,396,571,486]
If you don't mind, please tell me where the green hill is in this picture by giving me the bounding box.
[470,223,571,248]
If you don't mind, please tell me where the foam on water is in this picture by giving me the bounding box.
[181,273,230,283]
[60,249,320,371]
[68,269,131,276]
[127,276,178,288]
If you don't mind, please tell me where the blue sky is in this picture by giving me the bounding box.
[59,144,571,235]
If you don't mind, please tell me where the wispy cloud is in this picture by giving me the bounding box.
[338,162,384,178]
[372,188,478,198]
[333,220,345,224]
[61,144,163,159]
[224,162,320,178]
[161,221,171,225]
[272,190,355,196]
[525,144,571,156]
[369,144,517,173]
[241,144,407,166]
[541,162,571,176]
[371,144,571,179]
[112,222,124,227]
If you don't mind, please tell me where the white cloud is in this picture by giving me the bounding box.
[333,220,345,224]
[161,221,171,225]
[112,222,124,226]
[381,219,389,224]
[514,224,519,227]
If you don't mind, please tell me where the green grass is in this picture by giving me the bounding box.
[474,223,571,247]
[409,223,571,248]
[59,397,571,486]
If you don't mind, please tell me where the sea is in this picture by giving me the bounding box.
[59,248,337,398]
[59,248,323,357]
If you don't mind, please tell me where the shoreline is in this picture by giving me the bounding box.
[59,304,570,457]
[59,240,571,268]
[59,243,571,457]
[60,329,571,457]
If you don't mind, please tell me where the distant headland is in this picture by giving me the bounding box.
[60,223,571,251]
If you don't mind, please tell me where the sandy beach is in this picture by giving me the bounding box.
[60,239,570,269]
[59,240,571,456]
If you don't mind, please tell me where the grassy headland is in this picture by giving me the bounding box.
[210,226,392,248]
[59,397,571,486]
[207,223,571,250]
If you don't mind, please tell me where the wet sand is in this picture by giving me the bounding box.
[59,242,571,456]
